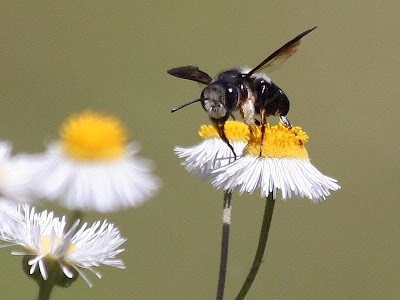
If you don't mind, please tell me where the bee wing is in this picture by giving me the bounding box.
[246,27,317,77]
[167,66,212,85]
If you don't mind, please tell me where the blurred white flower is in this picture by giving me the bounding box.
[174,121,249,180]
[0,198,22,232]
[211,124,340,202]
[0,141,35,202]
[0,204,126,287]
[31,111,160,212]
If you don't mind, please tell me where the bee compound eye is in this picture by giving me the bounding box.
[225,86,238,110]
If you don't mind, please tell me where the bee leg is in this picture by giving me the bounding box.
[280,115,303,145]
[279,115,292,129]
[215,121,237,159]
[260,109,267,156]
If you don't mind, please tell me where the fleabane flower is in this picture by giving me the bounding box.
[0,204,126,287]
[174,121,250,179]
[0,198,22,232]
[0,141,35,202]
[31,110,160,212]
[211,123,340,202]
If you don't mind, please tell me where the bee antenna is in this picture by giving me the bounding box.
[171,98,202,113]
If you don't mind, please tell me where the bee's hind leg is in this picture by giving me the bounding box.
[280,115,303,145]
[279,115,292,129]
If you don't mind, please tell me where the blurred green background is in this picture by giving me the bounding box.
[0,1,399,299]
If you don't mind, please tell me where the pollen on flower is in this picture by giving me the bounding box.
[39,236,77,257]
[245,123,309,159]
[60,111,127,160]
[199,121,250,141]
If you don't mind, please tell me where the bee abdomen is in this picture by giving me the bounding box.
[254,78,290,117]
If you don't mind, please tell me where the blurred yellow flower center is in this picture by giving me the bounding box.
[199,121,250,141]
[61,111,127,160]
[245,123,309,159]
[40,236,78,257]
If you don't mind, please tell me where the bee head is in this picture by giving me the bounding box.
[200,82,239,121]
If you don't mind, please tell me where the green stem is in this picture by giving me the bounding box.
[37,279,55,300]
[216,191,233,300]
[235,194,275,300]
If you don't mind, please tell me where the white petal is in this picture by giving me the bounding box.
[212,155,340,202]
[0,204,126,286]
[31,143,160,212]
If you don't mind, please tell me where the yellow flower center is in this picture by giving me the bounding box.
[61,111,127,160]
[245,123,309,159]
[199,121,250,141]
[40,236,78,257]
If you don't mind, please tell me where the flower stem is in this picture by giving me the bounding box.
[235,194,275,300]
[216,191,233,300]
[37,280,55,300]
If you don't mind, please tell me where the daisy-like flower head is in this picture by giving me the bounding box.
[0,198,22,232]
[174,121,250,180]
[32,110,160,212]
[0,204,126,287]
[211,123,340,202]
[0,141,36,203]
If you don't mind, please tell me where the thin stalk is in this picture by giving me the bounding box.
[235,194,275,300]
[37,278,55,300]
[216,191,233,300]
